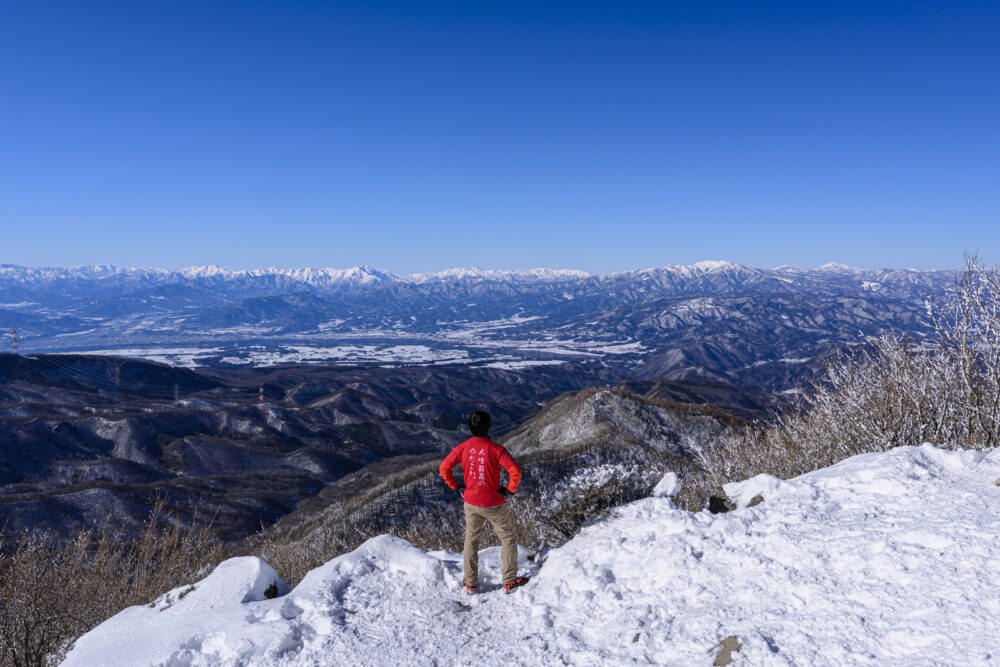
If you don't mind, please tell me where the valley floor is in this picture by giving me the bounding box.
[66,444,1000,666]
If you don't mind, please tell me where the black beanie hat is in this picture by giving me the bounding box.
[468,410,492,437]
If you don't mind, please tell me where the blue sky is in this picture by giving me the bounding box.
[1,1,997,273]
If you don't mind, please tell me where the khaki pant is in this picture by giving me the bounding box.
[463,501,518,587]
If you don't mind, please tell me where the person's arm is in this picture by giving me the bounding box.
[439,443,465,490]
[498,446,522,493]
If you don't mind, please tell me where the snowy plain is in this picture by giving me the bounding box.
[65,444,1000,666]
[75,333,642,369]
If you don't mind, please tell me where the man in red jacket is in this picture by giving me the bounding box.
[440,410,528,594]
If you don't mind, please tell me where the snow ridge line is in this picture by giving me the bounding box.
[65,444,1000,666]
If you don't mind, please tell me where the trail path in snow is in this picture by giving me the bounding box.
[65,444,1000,666]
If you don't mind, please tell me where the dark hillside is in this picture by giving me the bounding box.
[0,355,759,540]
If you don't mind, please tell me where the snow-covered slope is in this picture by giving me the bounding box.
[501,387,735,458]
[65,444,1000,666]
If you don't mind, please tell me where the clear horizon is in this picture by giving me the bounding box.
[0,258,964,275]
[2,1,997,274]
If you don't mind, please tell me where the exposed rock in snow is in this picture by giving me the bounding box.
[708,496,734,514]
[722,473,789,509]
[711,635,742,666]
[66,443,1000,666]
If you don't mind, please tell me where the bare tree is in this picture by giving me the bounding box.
[699,255,1000,489]
[931,254,1000,447]
[0,500,225,667]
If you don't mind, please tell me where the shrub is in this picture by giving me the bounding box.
[533,464,660,546]
[697,255,1000,491]
[0,499,225,667]
[930,254,1000,447]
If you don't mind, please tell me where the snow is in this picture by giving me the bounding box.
[690,260,741,272]
[218,344,470,367]
[669,297,716,315]
[723,473,788,508]
[65,443,1000,666]
[55,347,224,368]
[651,471,680,498]
[179,265,230,278]
[481,359,567,370]
[404,267,590,283]
[818,262,858,272]
[175,265,396,285]
[0,262,945,294]
[66,558,290,666]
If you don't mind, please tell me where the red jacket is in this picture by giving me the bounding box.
[440,436,522,508]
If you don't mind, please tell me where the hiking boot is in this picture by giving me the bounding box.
[463,580,477,595]
[503,577,529,594]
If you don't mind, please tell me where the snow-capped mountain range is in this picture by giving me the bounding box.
[0,260,941,290]
[0,261,955,394]
[0,263,591,287]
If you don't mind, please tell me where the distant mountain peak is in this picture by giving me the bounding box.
[179,265,230,278]
[403,267,591,283]
[0,261,949,292]
[690,260,743,272]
